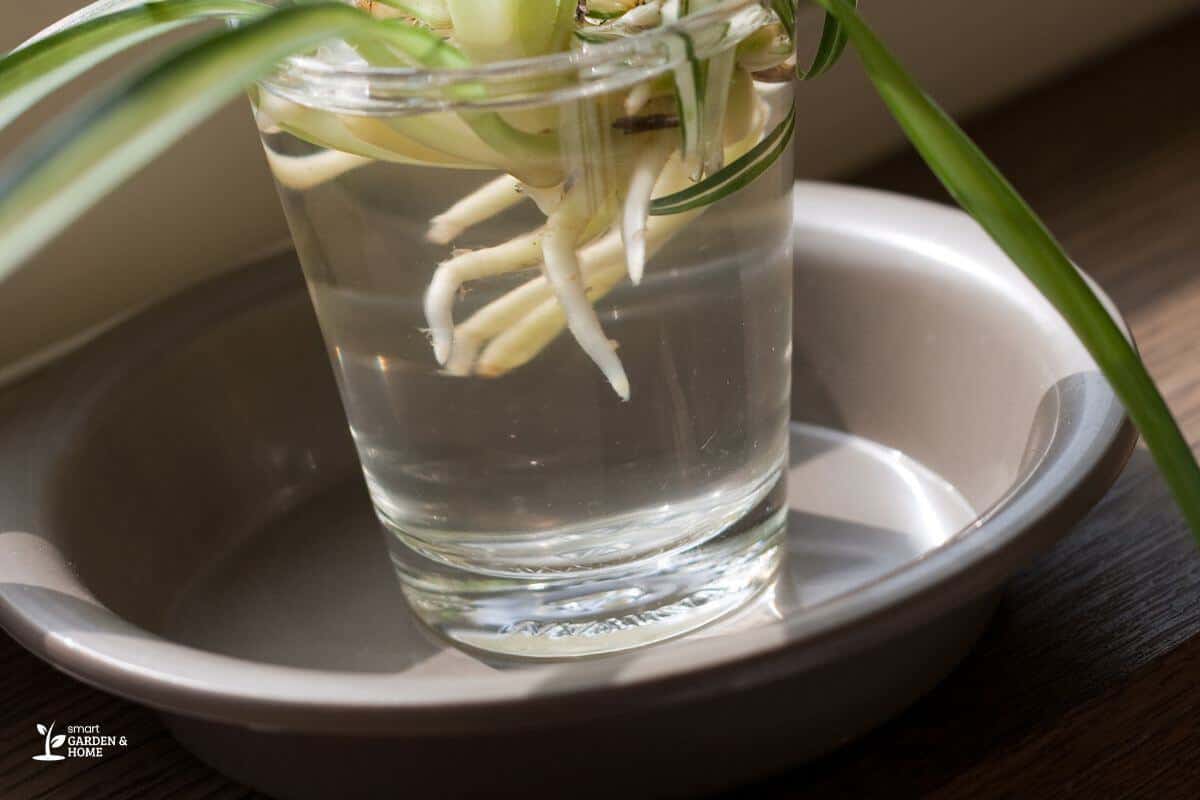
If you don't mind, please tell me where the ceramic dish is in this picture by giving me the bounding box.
[0,183,1136,798]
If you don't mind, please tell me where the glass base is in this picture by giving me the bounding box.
[384,479,787,659]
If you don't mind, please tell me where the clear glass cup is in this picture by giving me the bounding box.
[252,1,794,657]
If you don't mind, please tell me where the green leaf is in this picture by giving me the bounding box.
[812,0,1200,538]
[0,3,377,282]
[667,31,703,176]
[0,0,269,132]
[796,0,852,80]
[771,0,852,80]
[772,0,854,81]
[364,17,470,68]
[770,0,796,38]
[649,104,794,215]
[657,0,710,178]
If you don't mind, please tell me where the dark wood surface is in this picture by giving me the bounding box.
[4,13,1200,800]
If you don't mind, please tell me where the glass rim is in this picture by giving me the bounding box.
[258,0,777,116]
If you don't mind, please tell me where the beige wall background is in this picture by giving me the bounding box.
[1,0,1195,381]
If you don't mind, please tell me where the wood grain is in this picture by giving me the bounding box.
[4,12,1200,800]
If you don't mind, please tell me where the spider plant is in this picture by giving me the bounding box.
[1,0,1198,538]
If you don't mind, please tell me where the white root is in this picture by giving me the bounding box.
[442,210,651,379]
[624,81,654,116]
[430,91,628,391]
[426,193,619,366]
[448,192,695,379]
[620,134,674,285]
[448,99,770,381]
[262,147,373,191]
[444,271,558,376]
[474,199,702,378]
[540,185,631,400]
[476,261,628,377]
[426,175,526,244]
[424,229,544,364]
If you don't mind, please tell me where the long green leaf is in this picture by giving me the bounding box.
[812,0,1200,538]
[0,0,269,132]
[771,0,854,80]
[650,104,794,215]
[795,0,852,80]
[16,1,162,46]
[0,3,378,282]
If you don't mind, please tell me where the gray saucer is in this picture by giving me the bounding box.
[0,183,1135,798]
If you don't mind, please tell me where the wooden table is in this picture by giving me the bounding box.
[3,13,1200,800]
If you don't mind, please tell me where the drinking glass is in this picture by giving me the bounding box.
[253,1,794,656]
